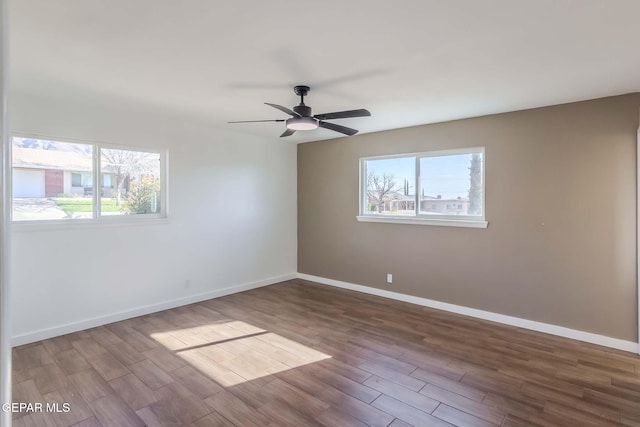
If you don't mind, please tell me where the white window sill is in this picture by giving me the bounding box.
[356,215,488,228]
[11,217,170,232]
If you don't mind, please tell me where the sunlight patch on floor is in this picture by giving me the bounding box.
[150,322,331,386]
[150,320,266,351]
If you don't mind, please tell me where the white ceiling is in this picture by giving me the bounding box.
[10,0,640,143]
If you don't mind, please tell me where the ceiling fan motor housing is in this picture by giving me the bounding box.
[293,104,312,117]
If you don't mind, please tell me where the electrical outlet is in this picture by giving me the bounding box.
[184,279,191,288]
[387,274,393,284]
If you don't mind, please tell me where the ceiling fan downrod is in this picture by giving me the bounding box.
[293,86,312,117]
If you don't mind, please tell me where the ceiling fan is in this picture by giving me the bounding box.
[229,85,371,137]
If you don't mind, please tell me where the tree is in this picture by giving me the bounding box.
[367,172,400,213]
[125,177,161,214]
[101,149,158,206]
[468,153,482,215]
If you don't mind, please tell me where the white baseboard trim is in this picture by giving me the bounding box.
[297,273,640,354]
[12,273,297,347]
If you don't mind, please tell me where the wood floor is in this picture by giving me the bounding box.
[11,279,640,427]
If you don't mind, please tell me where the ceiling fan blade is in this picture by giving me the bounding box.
[314,109,371,121]
[280,128,296,138]
[228,119,285,123]
[319,121,359,136]
[265,103,301,117]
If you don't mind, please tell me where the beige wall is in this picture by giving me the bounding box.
[298,93,639,342]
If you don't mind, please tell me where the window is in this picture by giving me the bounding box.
[11,136,166,222]
[71,173,82,187]
[359,148,486,227]
[101,148,161,216]
[362,156,416,217]
[82,173,93,187]
[70,173,93,188]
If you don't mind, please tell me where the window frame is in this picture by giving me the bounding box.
[357,147,488,228]
[10,133,168,227]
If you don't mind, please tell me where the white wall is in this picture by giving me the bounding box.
[63,170,71,194]
[9,92,297,344]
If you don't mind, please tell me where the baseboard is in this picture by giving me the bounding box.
[12,273,297,347]
[297,273,640,354]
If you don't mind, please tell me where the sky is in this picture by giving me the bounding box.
[365,153,479,199]
[13,137,92,153]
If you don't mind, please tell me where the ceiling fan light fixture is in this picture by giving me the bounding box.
[229,86,369,137]
[286,117,319,131]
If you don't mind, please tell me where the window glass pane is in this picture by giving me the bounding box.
[100,148,161,216]
[419,152,483,216]
[363,157,415,216]
[12,137,93,221]
[81,173,93,187]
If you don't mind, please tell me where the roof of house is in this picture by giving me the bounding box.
[421,198,469,203]
[371,191,470,203]
[13,147,93,172]
[388,192,415,201]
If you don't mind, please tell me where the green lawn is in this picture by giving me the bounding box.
[53,198,123,215]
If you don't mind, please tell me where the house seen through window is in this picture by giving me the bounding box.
[12,137,164,222]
